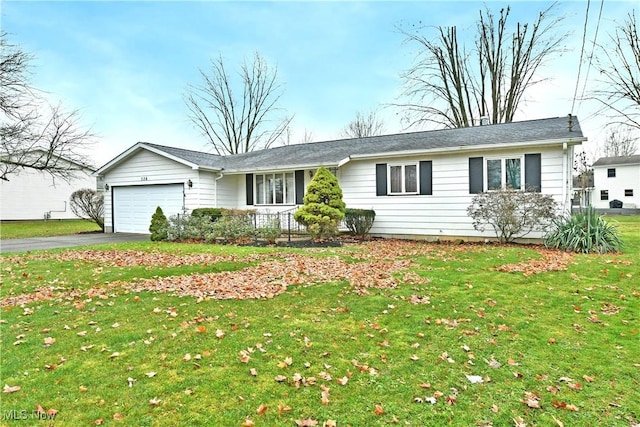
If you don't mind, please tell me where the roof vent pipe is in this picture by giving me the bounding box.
[568,113,573,132]
[480,116,489,126]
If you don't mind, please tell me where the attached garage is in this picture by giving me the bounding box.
[113,184,185,233]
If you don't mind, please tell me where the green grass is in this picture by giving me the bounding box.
[0,220,101,239]
[1,218,638,426]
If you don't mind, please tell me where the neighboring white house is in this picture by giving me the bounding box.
[0,154,97,221]
[591,155,640,209]
[94,116,586,240]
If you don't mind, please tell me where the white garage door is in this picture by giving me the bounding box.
[113,184,184,233]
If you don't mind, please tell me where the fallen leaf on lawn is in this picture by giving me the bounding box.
[567,382,583,390]
[295,419,318,426]
[79,385,88,392]
[522,391,541,409]
[491,404,499,413]
[373,404,384,415]
[145,372,157,378]
[250,368,258,376]
[195,325,206,333]
[3,384,21,393]
[77,331,88,337]
[324,421,337,427]
[513,416,527,427]
[108,352,119,359]
[43,337,56,346]
[337,376,348,385]
[486,357,502,369]
[112,322,120,328]
[149,397,161,406]
[127,377,136,387]
[215,329,225,338]
[582,375,594,383]
[552,415,564,427]
[94,419,104,425]
[274,375,287,382]
[183,353,192,362]
[256,404,268,415]
[113,413,124,420]
[446,395,457,405]
[239,351,251,363]
[465,375,484,384]
[241,417,255,427]
[277,403,291,414]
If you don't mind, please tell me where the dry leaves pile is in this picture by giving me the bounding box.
[3,241,573,306]
[495,248,574,276]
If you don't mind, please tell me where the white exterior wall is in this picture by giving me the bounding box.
[0,168,96,220]
[102,150,195,232]
[592,163,640,209]
[340,147,566,240]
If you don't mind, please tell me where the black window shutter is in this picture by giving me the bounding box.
[246,174,254,205]
[295,170,305,204]
[524,153,542,192]
[376,164,387,196]
[469,157,484,194]
[419,161,432,195]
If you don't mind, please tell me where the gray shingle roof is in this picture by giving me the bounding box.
[592,154,640,167]
[144,116,584,173]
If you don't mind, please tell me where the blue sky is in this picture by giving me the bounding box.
[2,1,637,166]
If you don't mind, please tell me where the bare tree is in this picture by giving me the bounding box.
[592,11,640,131]
[70,188,104,231]
[602,126,638,157]
[278,124,314,146]
[397,5,565,129]
[341,110,385,138]
[0,33,94,182]
[184,52,292,155]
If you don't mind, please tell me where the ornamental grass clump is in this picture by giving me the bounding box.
[544,207,623,253]
[294,167,346,239]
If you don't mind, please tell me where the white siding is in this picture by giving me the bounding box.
[0,168,96,220]
[102,150,194,232]
[341,147,566,240]
[592,163,640,209]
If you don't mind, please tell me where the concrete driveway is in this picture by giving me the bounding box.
[0,233,149,254]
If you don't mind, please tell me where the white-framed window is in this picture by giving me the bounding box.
[486,157,523,190]
[255,172,295,205]
[388,163,418,195]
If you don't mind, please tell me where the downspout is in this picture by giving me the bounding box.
[214,171,224,207]
[562,142,568,213]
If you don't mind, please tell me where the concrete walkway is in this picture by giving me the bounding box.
[0,233,149,254]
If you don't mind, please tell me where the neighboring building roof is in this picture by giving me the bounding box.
[96,116,586,175]
[592,154,640,167]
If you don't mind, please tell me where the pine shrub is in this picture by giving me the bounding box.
[149,206,168,241]
[294,167,346,239]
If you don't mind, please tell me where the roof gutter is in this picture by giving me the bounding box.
[348,137,588,161]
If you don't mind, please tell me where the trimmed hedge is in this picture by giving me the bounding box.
[191,208,223,221]
[344,208,376,237]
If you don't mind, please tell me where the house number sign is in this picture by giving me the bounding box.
[141,177,148,181]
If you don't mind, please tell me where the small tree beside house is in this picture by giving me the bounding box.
[294,167,346,239]
[149,206,169,241]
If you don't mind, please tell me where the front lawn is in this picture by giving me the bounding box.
[0,219,101,239]
[1,218,638,426]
